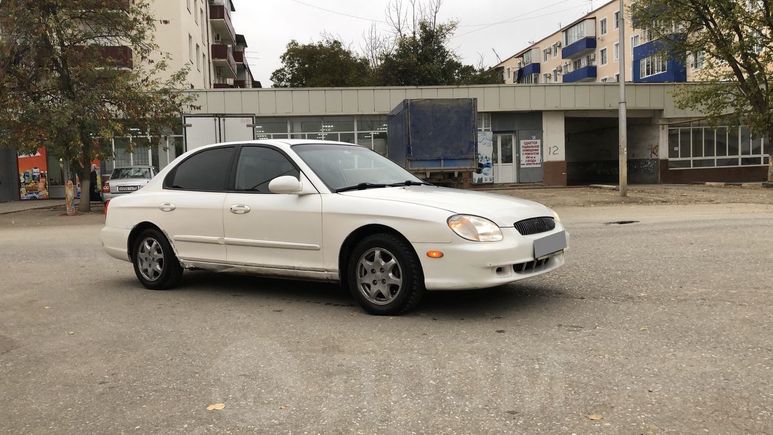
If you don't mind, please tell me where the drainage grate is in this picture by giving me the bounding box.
[605,220,639,225]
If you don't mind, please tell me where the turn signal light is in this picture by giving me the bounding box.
[426,250,444,258]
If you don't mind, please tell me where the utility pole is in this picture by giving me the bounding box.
[618,0,628,196]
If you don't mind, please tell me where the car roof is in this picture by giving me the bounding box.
[190,139,361,152]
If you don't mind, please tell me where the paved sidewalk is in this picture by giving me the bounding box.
[0,199,104,214]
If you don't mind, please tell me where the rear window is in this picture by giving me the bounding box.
[111,167,151,180]
[164,146,235,191]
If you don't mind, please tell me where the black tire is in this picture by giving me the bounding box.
[131,228,183,290]
[346,233,425,315]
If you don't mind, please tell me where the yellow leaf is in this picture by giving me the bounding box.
[587,414,603,421]
[206,403,225,411]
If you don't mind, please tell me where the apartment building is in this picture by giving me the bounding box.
[147,0,259,89]
[496,0,700,85]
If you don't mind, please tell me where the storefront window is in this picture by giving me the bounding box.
[668,124,766,169]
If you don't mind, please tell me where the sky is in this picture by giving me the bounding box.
[231,0,600,87]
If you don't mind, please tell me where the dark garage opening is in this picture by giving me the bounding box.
[565,116,659,185]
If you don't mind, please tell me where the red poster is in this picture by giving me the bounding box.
[18,148,49,200]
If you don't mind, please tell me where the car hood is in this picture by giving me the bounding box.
[339,186,553,227]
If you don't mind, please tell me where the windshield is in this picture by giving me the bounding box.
[111,167,152,180]
[293,144,424,192]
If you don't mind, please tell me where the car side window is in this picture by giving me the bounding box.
[165,146,234,191]
[234,147,300,193]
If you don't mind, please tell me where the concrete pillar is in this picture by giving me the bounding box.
[542,111,567,186]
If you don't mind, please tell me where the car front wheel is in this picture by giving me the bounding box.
[132,228,183,290]
[347,233,425,315]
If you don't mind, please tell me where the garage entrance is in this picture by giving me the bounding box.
[565,115,660,185]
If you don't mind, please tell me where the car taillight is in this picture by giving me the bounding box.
[102,182,110,193]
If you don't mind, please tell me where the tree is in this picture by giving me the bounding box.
[271,0,501,88]
[630,0,773,182]
[376,20,501,86]
[0,0,192,212]
[270,39,374,88]
[377,0,501,86]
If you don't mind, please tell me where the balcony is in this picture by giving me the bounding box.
[516,62,540,82]
[632,36,687,83]
[233,50,244,63]
[209,2,236,45]
[563,65,597,83]
[99,46,133,69]
[562,37,596,59]
[211,43,236,78]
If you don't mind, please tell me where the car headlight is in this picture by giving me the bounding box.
[551,210,561,224]
[447,215,503,242]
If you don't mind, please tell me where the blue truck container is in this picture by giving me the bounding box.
[387,98,478,186]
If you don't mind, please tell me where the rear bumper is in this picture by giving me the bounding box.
[414,227,567,290]
[100,226,131,262]
[102,192,132,202]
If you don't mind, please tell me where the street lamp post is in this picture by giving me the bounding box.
[618,0,628,197]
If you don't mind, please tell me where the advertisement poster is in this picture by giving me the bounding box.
[519,139,542,168]
[18,148,49,200]
[474,131,494,184]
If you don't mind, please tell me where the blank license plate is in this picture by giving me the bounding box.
[533,230,567,259]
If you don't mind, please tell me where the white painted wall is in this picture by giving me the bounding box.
[542,111,566,162]
[147,0,209,89]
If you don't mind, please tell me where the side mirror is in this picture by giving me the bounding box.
[268,175,303,194]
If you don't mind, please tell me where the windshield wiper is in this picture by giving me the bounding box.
[335,182,388,193]
[387,180,432,187]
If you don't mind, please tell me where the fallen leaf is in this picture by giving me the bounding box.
[206,403,225,411]
[587,414,603,421]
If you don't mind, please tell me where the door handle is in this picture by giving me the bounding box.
[159,202,176,212]
[230,204,251,214]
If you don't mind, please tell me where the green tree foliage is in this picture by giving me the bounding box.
[0,0,193,211]
[270,0,502,88]
[376,21,500,86]
[270,39,374,87]
[630,0,773,181]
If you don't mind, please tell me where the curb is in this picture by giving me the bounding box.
[588,184,619,191]
[705,182,765,188]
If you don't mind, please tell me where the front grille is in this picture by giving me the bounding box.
[513,257,552,274]
[514,217,555,235]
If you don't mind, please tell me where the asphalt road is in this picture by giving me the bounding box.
[1,203,772,433]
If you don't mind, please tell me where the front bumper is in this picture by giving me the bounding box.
[414,227,567,290]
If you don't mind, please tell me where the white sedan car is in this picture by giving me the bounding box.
[101,140,567,315]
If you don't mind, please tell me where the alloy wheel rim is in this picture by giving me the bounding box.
[137,237,164,282]
[356,247,403,305]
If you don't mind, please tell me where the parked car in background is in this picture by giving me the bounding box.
[102,166,156,201]
[101,140,567,315]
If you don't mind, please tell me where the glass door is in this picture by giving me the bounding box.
[493,134,516,183]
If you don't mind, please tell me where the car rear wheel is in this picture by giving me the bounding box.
[347,233,425,315]
[132,228,183,290]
